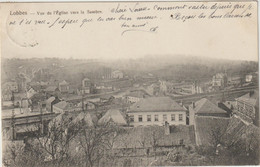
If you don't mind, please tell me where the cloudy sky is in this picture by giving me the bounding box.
[1,2,258,61]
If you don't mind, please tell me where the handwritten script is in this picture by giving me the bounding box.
[5,2,255,47]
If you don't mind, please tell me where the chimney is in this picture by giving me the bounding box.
[164,121,170,135]
[180,100,183,107]
[249,91,254,97]
[192,102,195,109]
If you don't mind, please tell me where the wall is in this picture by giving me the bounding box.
[189,106,195,125]
[128,111,186,127]
[127,96,141,103]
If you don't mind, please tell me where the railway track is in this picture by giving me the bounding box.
[170,85,258,103]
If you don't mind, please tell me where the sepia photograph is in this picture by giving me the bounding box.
[0,1,259,166]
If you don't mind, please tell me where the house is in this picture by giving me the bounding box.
[28,82,47,92]
[3,81,19,93]
[82,78,91,88]
[84,101,96,110]
[189,98,229,125]
[127,97,187,127]
[98,109,127,126]
[145,83,158,96]
[245,74,253,83]
[212,73,228,88]
[159,80,167,93]
[20,98,29,108]
[26,88,37,99]
[192,81,203,94]
[58,80,69,93]
[100,95,115,103]
[95,83,113,94]
[235,90,259,126]
[46,96,60,112]
[80,78,91,94]
[125,90,150,103]
[79,87,91,95]
[44,86,59,97]
[2,89,12,101]
[53,101,81,113]
[70,112,96,127]
[29,92,46,109]
[112,70,124,79]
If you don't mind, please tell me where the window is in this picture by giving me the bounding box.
[179,114,183,121]
[147,115,151,122]
[129,115,134,122]
[163,114,167,121]
[138,115,143,122]
[171,114,175,121]
[154,115,159,121]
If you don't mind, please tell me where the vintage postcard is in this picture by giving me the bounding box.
[0,1,259,167]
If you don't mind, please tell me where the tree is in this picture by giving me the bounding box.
[33,113,81,165]
[77,120,118,167]
[2,141,24,166]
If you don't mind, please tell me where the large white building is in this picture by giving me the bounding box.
[112,70,124,79]
[127,97,187,127]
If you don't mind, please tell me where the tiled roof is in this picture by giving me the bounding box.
[236,90,258,107]
[113,125,195,149]
[83,78,90,81]
[194,114,260,146]
[45,86,58,92]
[225,115,260,148]
[129,97,186,112]
[54,101,68,110]
[59,80,68,85]
[194,116,230,145]
[98,109,127,125]
[127,90,150,98]
[71,112,95,126]
[192,98,227,114]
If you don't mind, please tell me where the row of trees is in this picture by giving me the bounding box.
[3,113,125,167]
[3,112,259,167]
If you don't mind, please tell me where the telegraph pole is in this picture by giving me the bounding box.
[82,93,84,111]
[11,91,16,140]
[39,101,44,135]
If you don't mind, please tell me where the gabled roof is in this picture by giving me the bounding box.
[59,80,68,85]
[46,96,55,104]
[100,95,114,100]
[98,109,127,125]
[53,101,69,110]
[129,97,186,113]
[112,70,122,73]
[45,86,58,92]
[127,90,150,98]
[192,98,227,114]
[236,90,258,107]
[71,112,94,126]
[82,78,90,81]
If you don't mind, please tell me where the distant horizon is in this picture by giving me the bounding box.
[2,54,258,62]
